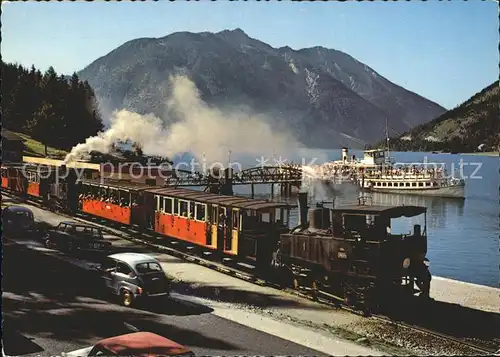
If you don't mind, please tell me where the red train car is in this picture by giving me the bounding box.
[25,168,41,197]
[1,167,8,189]
[78,179,154,227]
[1,165,26,194]
[144,187,292,264]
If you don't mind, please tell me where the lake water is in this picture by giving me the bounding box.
[230,150,500,288]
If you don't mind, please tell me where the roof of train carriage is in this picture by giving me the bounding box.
[332,205,426,218]
[2,163,58,171]
[147,187,295,210]
[78,178,154,191]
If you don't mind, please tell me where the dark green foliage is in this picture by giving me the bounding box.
[1,61,104,151]
[375,81,500,152]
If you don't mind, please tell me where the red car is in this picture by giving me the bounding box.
[66,332,195,357]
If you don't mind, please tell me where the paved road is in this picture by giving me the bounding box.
[2,238,326,357]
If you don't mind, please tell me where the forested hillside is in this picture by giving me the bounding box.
[1,61,103,152]
[378,81,499,152]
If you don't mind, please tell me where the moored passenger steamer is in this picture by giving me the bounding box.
[357,149,466,199]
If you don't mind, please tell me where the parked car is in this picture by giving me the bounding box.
[96,253,171,307]
[43,221,111,255]
[2,205,36,237]
[65,332,195,357]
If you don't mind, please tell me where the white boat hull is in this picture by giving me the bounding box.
[363,184,465,199]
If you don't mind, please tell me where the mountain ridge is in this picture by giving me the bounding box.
[77,28,446,149]
[379,80,499,153]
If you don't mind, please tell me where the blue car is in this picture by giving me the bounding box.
[2,205,37,238]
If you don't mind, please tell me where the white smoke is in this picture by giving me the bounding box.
[300,165,337,201]
[64,75,300,165]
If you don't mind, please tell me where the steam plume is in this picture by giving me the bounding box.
[64,75,299,165]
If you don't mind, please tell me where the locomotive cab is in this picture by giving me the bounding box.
[333,205,430,298]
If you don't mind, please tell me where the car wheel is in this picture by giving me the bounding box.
[45,239,53,249]
[121,289,134,307]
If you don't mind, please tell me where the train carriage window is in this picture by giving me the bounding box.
[108,188,117,204]
[126,191,131,206]
[412,182,417,187]
[212,206,218,223]
[165,197,173,214]
[173,199,179,216]
[207,204,212,222]
[159,196,164,212]
[418,182,424,187]
[232,210,239,229]
[195,203,206,221]
[179,200,189,217]
[189,202,195,219]
[99,187,106,200]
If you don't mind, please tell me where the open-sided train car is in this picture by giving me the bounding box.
[75,179,293,268]
[2,163,96,213]
[78,179,153,227]
[145,187,292,267]
[1,164,26,194]
[276,192,431,308]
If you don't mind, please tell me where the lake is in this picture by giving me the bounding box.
[230,150,499,288]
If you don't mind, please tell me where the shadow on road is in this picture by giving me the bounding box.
[172,280,312,309]
[136,296,215,316]
[2,329,44,356]
[2,242,236,354]
[382,297,500,349]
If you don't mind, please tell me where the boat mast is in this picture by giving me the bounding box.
[385,118,390,164]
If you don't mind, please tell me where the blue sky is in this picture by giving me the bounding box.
[1,0,498,109]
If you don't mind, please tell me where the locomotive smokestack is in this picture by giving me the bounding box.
[297,191,308,226]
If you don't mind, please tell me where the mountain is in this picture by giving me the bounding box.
[382,81,499,153]
[77,28,445,149]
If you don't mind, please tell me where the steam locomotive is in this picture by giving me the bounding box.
[274,192,431,309]
[2,163,432,309]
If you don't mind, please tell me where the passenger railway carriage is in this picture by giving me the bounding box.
[78,179,152,226]
[76,179,293,267]
[1,164,26,194]
[147,187,291,265]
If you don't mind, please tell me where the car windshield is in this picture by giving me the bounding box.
[135,262,163,274]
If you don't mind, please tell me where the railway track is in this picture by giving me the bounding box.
[3,192,498,355]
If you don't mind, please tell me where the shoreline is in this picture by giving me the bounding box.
[458,151,499,157]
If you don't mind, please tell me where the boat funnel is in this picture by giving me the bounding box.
[342,147,349,162]
[297,192,309,226]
